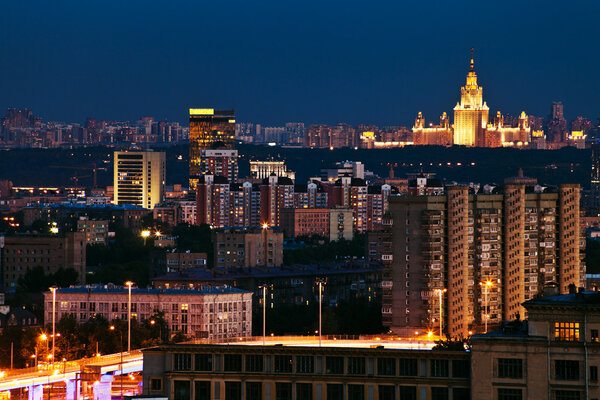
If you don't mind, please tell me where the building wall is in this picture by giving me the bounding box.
[76,218,109,245]
[114,150,166,209]
[214,228,284,269]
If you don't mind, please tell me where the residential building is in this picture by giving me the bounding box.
[153,203,182,227]
[385,183,584,339]
[113,150,166,209]
[141,337,470,400]
[280,207,353,241]
[0,232,86,291]
[76,217,109,245]
[200,149,238,183]
[213,227,284,270]
[249,161,295,181]
[189,109,235,190]
[165,251,207,273]
[471,290,600,400]
[44,285,252,340]
[177,201,197,226]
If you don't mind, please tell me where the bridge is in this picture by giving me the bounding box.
[0,350,143,400]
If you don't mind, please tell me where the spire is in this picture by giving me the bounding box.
[470,47,474,71]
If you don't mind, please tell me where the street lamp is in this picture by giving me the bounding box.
[480,280,494,333]
[125,281,134,352]
[141,230,151,245]
[316,278,326,347]
[49,287,58,368]
[433,288,447,339]
[150,319,162,343]
[258,285,267,345]
[110,325,124,400]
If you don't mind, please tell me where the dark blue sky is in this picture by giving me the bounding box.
[1,1,598,126]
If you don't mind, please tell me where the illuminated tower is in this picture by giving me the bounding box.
[189,108,235,190]
[113,150,166,209]
[453,49,489,146]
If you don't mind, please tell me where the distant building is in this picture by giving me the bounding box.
[200,149,239,183]
[320,161,365,181]
[44,285,252,340]
[76,217,109,245]
[177,201,197,225]
[280,207,353,241]
[0,232,86,291]
[153,203,182,227]
[165,251,207,273]
[250,160,295,181]
[189,109,235,190]
[213,227,284,270]
[113,150,166,209]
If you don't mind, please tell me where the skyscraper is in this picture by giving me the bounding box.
[113,149,166,209]
[453,49,489,146]
[189,109,235,190]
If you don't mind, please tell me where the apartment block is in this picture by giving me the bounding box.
[280,207,353,241]
[385,184,584,338]
[213,227,284,269]
[76,217,109,245]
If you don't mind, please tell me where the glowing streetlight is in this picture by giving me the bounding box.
[262,223,269,229]
[110,325,124,399]
[50,222,59,234]
[433,288,447,338]
[480,280,494,333]
[125,281,134,352]
[316,278,326,346]
[141,230,151,245]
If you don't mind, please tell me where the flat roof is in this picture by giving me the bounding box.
[48,286,251,296]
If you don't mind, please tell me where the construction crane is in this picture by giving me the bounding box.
[70,174,92,192]
[49,163,107,188]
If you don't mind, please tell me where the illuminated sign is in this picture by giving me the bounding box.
[189,108,214,115]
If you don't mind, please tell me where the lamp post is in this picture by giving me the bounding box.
[480,280,494,333]
[316,278,326,347]
[434,288,447,339]
[125,281,134,352]
[110,325,124,400]
[141,230,150,246]
[258,285,267,345]
[50,287,58,368]
[150,319,162,343]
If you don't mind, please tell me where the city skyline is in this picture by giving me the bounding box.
[1,1,599,126]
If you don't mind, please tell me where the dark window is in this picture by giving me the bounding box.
[327,384,343,400]
[377,358,396,376]
[326,356,344,374]
[296,356,314,373]
[173,380,191,400]
[195,354,212,371]
[452,388,470,400]
[224,354,242,372]
[555,360,579,380]
[150,378,162,391]
[378,385,395,400]
[452,359,470,378]
[430,359,449,377]
[274,355,293,373]
[245,355,263,372]
[173,353,192,371]
[225,382,241,400]
[498,358,523,379]
[245,382,262,400]
[555,391,581,400]
[275,383,292,400]
[398,358,418,376]
[591,366,598,381]
[348,385,364,400]
[195,381,211,400]
[592,329,599,342]
[348,357,366,375]
[398,386,417,400]
[497,388,522,400]
[296,383,312,400]
[431,387,448,400]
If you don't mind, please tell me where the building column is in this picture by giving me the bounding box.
[93,375,113,400]
[27,385,43,400]
[65,378,80,400]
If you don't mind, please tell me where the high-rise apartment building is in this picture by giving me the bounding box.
[189,109,235,190]
[113,150,165,209]
[213,227,284,269]
[383,184,584,338]
[200,149,239,183]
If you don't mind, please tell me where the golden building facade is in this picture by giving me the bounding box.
[189,109,235,190]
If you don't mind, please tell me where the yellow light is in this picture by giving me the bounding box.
[468,331,473,335]
[189,108,214,115]
[125,281,134,287]
[141,230,151,238]
[155,231,161,237]
[50,227,59,234]
[40,334,47,341]
[427,331,433,338]
[262,223,269,229]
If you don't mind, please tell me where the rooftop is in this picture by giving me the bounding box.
[48,285,250,296]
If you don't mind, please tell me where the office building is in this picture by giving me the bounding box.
[189,109,235,189]
[471,290,600,400]
[213,227,284,269]
[384,183,584,339]
[1,232,86,291]
[44,285,252,340]
[140,337,470,400]
[113,150,166,209]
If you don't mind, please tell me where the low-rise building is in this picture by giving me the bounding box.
[76,217,109,245]
[166,251,208,273]
[280,208,353,241]
[44,285,252,340]
[213,227,283,270]
[0,232,86,291]
[153,203,181,227]
[141,337,470,400]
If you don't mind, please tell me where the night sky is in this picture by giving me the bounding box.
[1,0,598,126]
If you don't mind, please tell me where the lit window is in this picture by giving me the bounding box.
[554,322,580,341]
